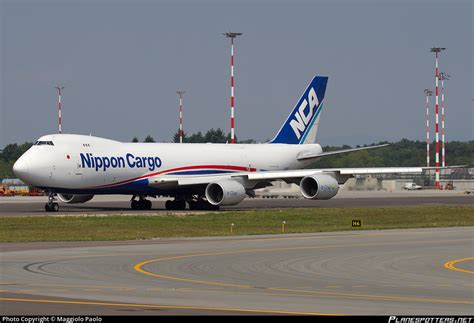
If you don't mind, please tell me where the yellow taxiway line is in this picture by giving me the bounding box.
[444,257,474,275]
[134,238,474,306]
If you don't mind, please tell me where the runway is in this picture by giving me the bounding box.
[1,227,473,315]
[0,191,472,216]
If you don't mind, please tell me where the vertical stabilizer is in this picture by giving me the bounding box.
[269,76,328,145]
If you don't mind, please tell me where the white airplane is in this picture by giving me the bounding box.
[13,75,425,212]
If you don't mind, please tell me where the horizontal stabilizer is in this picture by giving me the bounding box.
[296,144,389,161]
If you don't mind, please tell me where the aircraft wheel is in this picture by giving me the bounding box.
[145,200,152,210]
[165,200,186,210]
[188,201,197,210]
[45,203,59,212]
[176,200,186,210]
[131,200,139,210]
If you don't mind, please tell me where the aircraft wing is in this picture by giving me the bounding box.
[148,166,425,188]
[245,167,424,181]
[243,165,464,184]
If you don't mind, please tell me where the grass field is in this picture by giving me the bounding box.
[1,205,473,242]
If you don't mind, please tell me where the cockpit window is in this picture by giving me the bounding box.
[34,141,54,146]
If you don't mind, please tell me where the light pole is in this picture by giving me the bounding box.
[176,91,185,144]
[424,89,433,168]
[439,72,450,167]
[430,47,446,189]
[223,32,242,144]
[54,85,65,134]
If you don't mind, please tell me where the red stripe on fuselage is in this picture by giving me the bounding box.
[90,165,257,189]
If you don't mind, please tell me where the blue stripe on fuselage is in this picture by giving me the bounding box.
[166,170,235,176]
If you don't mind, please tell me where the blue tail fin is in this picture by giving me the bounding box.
[269,75,328,145]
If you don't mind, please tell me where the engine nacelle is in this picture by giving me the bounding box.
[300,174,339,200]
[205,180,246,206]
[57,194,94,204]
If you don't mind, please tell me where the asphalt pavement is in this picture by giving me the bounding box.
[1,227,473,315]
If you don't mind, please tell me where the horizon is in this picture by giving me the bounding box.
[1,131,472,149]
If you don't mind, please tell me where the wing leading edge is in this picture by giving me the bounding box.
[148,166,426,188]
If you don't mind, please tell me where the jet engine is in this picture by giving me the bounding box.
[57,194,94,204]
[205,180,246,206]
[300,174,339,200]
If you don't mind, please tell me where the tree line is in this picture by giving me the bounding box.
[134,128,257,144]
[1,135,472,179]
[311,139,474,168]
[0,142,32,179]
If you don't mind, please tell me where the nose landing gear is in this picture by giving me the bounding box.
[45,193,59,212]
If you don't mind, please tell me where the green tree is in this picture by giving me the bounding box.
[172,131,188,143]
[170,128,257,144]
[239,139,257,144]
[143,135,155,143]
[0,159,13,178]
[204,128,227,143]
[1,142,33,162]
[0,142,32,178]
[187,131,204,143]
[131,137,139,143]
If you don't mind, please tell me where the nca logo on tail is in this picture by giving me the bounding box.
[289,87,319,140]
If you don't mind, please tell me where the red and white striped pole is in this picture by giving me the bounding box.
[439,73,449,167]
[176,91,185,143]
[224,32,242,144]
[430,47,445,189]
[55,86,64,134]
[230,37,235,144]
[441,78,445,168]
[435,52,440,188]
[424,89,433,168]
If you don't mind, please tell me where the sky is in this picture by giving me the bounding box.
[0,0,472,148]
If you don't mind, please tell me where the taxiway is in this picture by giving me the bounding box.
[1,227,473,315]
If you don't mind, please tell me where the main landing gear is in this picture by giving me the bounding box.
[45,193,59,212]
[165,199,186,210]
[129,195,220,211]
[131,196,152,210]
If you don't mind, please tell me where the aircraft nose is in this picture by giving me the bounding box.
[13,157,30,180]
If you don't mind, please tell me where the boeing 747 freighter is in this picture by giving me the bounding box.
[13,76,425,212]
